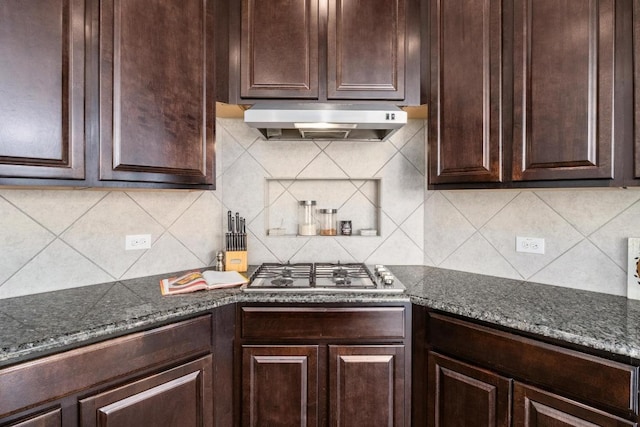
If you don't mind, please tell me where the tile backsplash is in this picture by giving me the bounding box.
[1,117,639,298]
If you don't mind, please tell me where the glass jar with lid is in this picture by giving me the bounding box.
[298,200,317,236]
[318,208,338,236]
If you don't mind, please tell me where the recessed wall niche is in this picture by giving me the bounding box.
[265,178,381,237]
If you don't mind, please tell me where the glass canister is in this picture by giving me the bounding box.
[298,200,317,236]
[318,208,338,236]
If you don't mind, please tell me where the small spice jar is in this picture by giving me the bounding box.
[318,208,338,236]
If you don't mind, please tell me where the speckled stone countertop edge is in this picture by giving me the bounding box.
[407,295,639,359]
[2,265,639,367]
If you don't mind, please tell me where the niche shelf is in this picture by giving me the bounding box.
[264,178,381,237]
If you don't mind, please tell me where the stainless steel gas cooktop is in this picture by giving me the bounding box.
[243,262,405,293]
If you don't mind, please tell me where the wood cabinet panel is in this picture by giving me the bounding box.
[241,0,319,99]
[327,0,406,100]
[79,356,213,427]
[0,0,84,180]
[512,0,615,181]
[241,306,406,340]
[513,382,636,427]
[0,316,211,418]
[241,345,319,427]
[428,0,503,184]
[329,345,405,427]
[635,0,640,179]
[99,0,214,185]
[4,409,61,427]
[428,313,638,417]
[427,352,511,427]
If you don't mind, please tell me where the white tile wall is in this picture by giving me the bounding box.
[2,117,640,298]
[426,188,640,296]
[0,118,426,298]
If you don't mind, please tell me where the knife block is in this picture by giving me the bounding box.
[225,251,247,273]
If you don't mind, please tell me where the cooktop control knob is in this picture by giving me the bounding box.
[382,274,395,286]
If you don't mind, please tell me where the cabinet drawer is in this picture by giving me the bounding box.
[429,313,638,416]
[0,315,212,418]
[241,306,406,340]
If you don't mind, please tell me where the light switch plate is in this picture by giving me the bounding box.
[627,238,640,300]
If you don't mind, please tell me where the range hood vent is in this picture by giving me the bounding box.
[244,103,408,141]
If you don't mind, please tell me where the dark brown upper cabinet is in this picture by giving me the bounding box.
[428,0,635,188]
[98,0,215,186]
[428,0,503,185]
[0,0,215,189]
[0,0,85,181]
[217,0,421,105]
[512,0,615,182]
[634,0,640,182]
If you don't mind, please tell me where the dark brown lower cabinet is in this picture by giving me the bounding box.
[513,383,636,427]
[238,304,411,427]
[241,345,319,427]
[427,352,511,427]
[0,315,213,427]
[329,345,406,427]
[4,409,62,427]
[422,312,640,426]
[79,357,213,427]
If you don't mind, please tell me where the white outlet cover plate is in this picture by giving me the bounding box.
[627,238,640,300]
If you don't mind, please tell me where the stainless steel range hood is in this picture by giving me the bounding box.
[244,103,408,141]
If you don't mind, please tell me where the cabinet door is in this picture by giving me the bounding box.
[3,409,61,427]
[99,0,215,186]
[634,0,640,180]
[329,345,405,427]
[327,0,406,100]
[428,0,503,184]
[79,356,213,427]
[427,352,511,427]
[513,382,636,427]
[0,0,84,180]
[242,345,319,427]
[241,0,319,99]
[512,0,615,181]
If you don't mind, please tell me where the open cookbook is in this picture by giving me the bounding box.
[160,270,248,296]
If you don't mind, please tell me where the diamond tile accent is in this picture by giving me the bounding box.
[222,152,270,223]
[290,238,356,263]
[590,200,640,268]
[0,197,55,285]
[424,193,477,265]
[481,192,584,279]
[297,152,348,178]
[0,189,107,235]
[366,228,423,265]
[216,117,260,149]
[400,203,424,250]
[530,240,627,296]
[248,140,321,177]
[60,192,165,278]
[537,189,640,236]
[324,140,397,177]
[169,192,223,264]
[389,119,424,150]
[379,153,424,225]
[400,126,426,175]
[443,190,520,229]
[127,190,202,228]
[266,190,299,235]
[122,233,205,280]
[440,233,522,280]
[287,179,358,211]
[0,239,113,299]
[217,124,246,176]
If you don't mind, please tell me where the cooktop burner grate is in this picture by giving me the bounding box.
[245,262,404,293]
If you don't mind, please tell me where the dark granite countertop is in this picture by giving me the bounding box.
[1,266,639,368]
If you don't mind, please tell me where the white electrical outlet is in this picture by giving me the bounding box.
[516,236,545,254]
[125,234,151,250]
